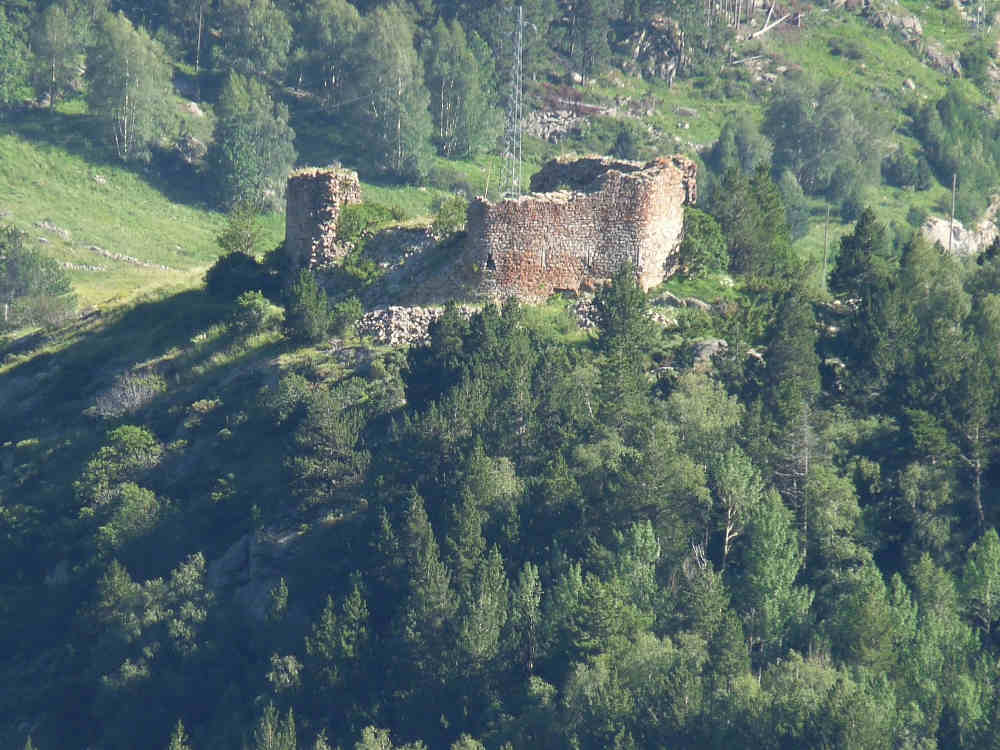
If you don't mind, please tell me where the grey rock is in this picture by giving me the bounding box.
[684,296,712,313]
[692,338,728,370]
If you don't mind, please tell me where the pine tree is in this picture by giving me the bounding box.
[167,719,192,750]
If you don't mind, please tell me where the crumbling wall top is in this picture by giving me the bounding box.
[527,154,697,204]
[288,166,360,182]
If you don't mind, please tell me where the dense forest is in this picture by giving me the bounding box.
[7,0,1000,748]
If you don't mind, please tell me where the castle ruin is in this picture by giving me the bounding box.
[465,155,697,301]
[284,167,362,270]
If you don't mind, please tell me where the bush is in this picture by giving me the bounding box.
[205,251,268,299]
[427,165,476,196]
[284,269,332,344]
[337,202,397,249]
[430,195,468,240]
[94,371,167,418]
[230,290,278,334]
[906,206,928,229]
[840,189,865,223]
[0,224,75,329]
[677,208,728,278]
[330,296,362,337]
[882,148,920,189]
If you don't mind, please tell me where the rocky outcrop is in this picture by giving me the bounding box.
[923,42,962,76]
[465,155,697,302]
[865,6,924,41]
[618,14,688,84]
[284,167,362,270]
[922,214,999,256]
[207,528,309,623]
[524,110,588,144]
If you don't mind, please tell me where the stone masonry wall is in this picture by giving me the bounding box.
[285,167,362,270]
[465,155,696,301]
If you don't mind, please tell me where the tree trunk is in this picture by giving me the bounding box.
[195,4,203,75]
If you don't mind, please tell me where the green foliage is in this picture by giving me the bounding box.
[776,169,810,241]
[963,528,1000,639]
[912,83,1000,223]
[215,0,292,79]
[337,202,397,248]
[830,208,893,309]
[230,290,279,334]
[289,0,361,101]
[763,78,885,200]
[712,165,796,283]
[205,251,270,300]
[0,224,74,328]
[87,12,172,161]
[705,114,773,179]
[330,295,362,337]
[738,489,813,664]
[962,37,992,89]
[676,207,727,278]
[565,0,614,75]
[14,4,1000,749]
[167,719,192,750]
[350,4,433,181]
[284,268,332,344]
[217,200,266,257]
[251,702,297,750]
[31,2,82,106]
[0,7,29,113]
[208,72,297,208]
[423,20,498,159]
[430,195,468,240]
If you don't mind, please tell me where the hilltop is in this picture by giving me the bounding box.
[5,0,1000,748]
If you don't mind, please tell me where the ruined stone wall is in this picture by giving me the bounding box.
[284,167,362,270]
[465,155,696,301]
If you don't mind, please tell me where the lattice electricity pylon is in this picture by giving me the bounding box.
[502,4,525,198]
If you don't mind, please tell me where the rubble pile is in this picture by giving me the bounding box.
[357,305,475,347]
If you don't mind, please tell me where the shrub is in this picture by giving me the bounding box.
[205,251,267,299]
[231,290,278,334]
[907,206,928,229]
[431,195,468,240]
[0,224,75,329]
[284,269,332,344]
[677,208,727,278]
[882,148,920,189]
[337,202,396,249]
[94,371,167,418]
[330,296,362,337]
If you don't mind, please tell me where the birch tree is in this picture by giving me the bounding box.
[87,12,171,161]
[352,4,433,180]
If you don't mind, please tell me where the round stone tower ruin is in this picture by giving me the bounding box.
[464,154,697,302]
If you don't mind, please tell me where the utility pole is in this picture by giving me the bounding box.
[950,172,957,254]
[823,203,831,289]
[503,5,525,197]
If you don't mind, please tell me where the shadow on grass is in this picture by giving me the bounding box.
[5,107,215,210]
[0,288,233,437]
